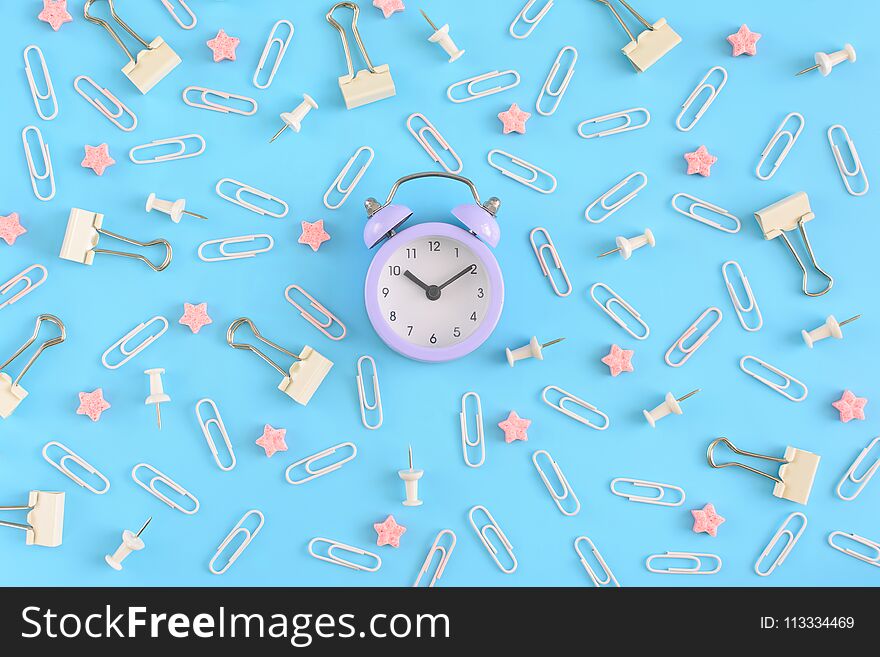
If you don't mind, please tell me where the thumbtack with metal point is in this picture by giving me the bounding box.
[270,93,318,143]
[796,44,856,77]
[505,336,565,367]
[421,9,465,62]
[802,314,861,348]
[144,368,170,430]
[598,228,656,261]
[105,517,152,571]
[145,193,208,223]
[643,389,700,428]
[398,445,424,507]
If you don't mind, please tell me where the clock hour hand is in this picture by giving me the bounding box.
[438,264,477,290]
[404,269,441,301]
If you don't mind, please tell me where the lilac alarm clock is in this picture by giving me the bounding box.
[363,172,504,362]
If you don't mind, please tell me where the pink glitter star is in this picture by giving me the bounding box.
[497,103,531,135]
[684,145,717,177]
[498,410,530,443]
[691,503,726,537]
[374,515,407,547]
[0,212,27,246]
[299,219,331,252]
[179,302,213,334]
[38,0,72,31]
[832,390,867,423]
[81,143,115,176]
[76,388,111,422]
[206,29,240,62]
[727,24,761,57]
[601,344,634,377]
[373,0,405,19]
[255,424,288,457]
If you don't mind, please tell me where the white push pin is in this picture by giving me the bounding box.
[105,517,151,571]
[144,368,170,430]
[145,193,208,223]
[505,336,565,367]
[796,44,856,77]
[421,10,465,62]
[597,228,656,261]
[398,445,423,507]
[801,314,861,348]
[270,94,318,142]
[643,389,700,428]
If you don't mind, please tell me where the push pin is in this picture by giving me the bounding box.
[597,228,655,261]
[796,44,856,77]
[105,517,151,571]
[421,10,465,62]
[144,368,170,429]
[505,336,565,367]
[643,389,700,428]
[269,94,318,142]
[145,193,208,223]
[398,445,423,507]
[802,314,861,348]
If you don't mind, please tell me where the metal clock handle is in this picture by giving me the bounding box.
[365,172,500,217]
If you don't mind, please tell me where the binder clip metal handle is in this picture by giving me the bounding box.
[0,490,65,547]
[0,314,65,419]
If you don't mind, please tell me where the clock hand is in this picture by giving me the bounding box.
[403,269,429,291]
[404,269,441,301]
[438,264,477,290]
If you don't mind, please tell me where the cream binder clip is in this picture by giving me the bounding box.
[84,0,181,94]
[326,2,395,109]
[707,437,820,505]
[0,315,65,420]
[227,317,332,405]
[0,490,64,547]
[593,0,681,72]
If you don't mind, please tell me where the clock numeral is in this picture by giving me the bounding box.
[428,240,440,252]
[388,265,401,276]
[470,312,477,322]
[469,264,478,274]
[406,248,417,259]
[453,327,461,338]
[430,333,438,344]
[389,311,397,322]
[382,287,389,298]
[454,247,460,257]
[477,287,484,298]
[406,325,414,336]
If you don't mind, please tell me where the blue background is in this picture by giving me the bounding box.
[1,0,878,586]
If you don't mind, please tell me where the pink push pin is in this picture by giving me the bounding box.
[643,389,700,428]
[796,44,856,77]
[597,228,655,261]
[802,314,861,348]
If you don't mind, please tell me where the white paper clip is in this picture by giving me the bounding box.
[802,314,860,348]
[227,317,333,405]
[42,442,110,495]
[671,193,740,233]
[254,19,294,89]
[593,0,680,73]
[407,113,462,174]
[722,261,762,332]
[0,314,65,420]
[182,86,258,116]
[646,552,721,575]
[308,538,382,572]
[707,437,820,505]
[578,108,650,139]
[531,449,580,516]
[541,385,610,430]
[159,0,196,30]
[487,150,556,194]
[413,529,456,587]
[198,235,274,263]
[446,70,521,103]
[59,208,172,271]
[285,442,357,485]
[459,391,485,468]
[209,510,264,575]
[131,463,199,514]
[195,399,236,472]
[529,227,571,297]
[643,389,700,428]
[676,66,727,132]
[755,512,807,577]
[589,282,649,340]
[1,265,48,311]
[828,531,880,567]
[129,134,205,164]
[664,307,722,368]
[739,355,807,402]
[0,490,65,547]
[585,172,647,224]
[828,124,869,196]
[105,518,150,570]
[356,355,382,430]
[610,478,686,506]
[101,316,168,369]
[215,178,289,218]
[509,0,553,39]
[21,125,55,201]
[535,46,577,116]
[836,436,880,501]
[574,536,619,587]
[597,228,655,260]
[756,112,804,180]
[73,75,137,131]
[284,284,347,341]
[469,505,517,574]
[23,45,58,121]
[323,146,374,210]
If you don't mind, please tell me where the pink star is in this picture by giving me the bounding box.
[374,515,407,547]
[206,29,240,62]
[373,0,405,19]
[497,103,531,135]
[76,388,111,422]
[601,344,634,377]
[0,212,27,246]
[179,302,213,334]
[832,390,867,423]
[81,144,115,176]
[684,145,717,177]
[498,410,530,443]
[255,424,288,457]
[38,0,72,31]
[299,219,331,252]
[691,503,725,537]
[727,24,761,57]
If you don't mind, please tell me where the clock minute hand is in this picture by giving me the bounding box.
[439,264,477,290]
